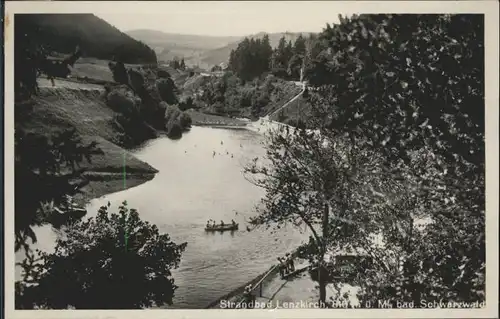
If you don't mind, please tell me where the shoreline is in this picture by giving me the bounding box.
[73,172,157,206]
[72,113,254,207]
[186,109,250,127]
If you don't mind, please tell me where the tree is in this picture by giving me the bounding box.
[273,36,288,69]
[156,77,178,105]
[260,34,273,73]
[109,61,129,85]
[244,125,398,306]
[128,68,146,95]
[52,128,105,174]
[16,202,187,309]
[15,128,104,252]
[303,13,484,305]
[287,35,308,80]
[211,65,223,72]
[287,54,303,80]
[293,34,307,56]
[228,36,273,81]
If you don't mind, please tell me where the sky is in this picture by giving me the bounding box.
[93,1,344,37]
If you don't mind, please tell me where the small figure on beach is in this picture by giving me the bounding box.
[277,257,287,278]
[221,140,224,145]
[286,253,295,272]
[213,151,216,157]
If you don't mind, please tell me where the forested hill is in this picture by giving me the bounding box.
[15,14,157,64]
[200,32,310,67]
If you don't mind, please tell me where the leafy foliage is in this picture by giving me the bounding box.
[15,128,104,252]
[164,104,192,138]
[244,125,398,305]
[196,73,300,119]
[228,34,308,82]
[247,14,485,306]
[168,57,187,70]
[16,202,187,309]
[228,35,273,81]
[104,63,193,143]
[157,77,179,105]
[109,61,130,85]
[308,14,484,305]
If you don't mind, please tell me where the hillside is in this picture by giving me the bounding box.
[126,30,241,50]
[126,30,241,65]
[15,87,159,203]
[15,14,157,64]
[126,30,315,69]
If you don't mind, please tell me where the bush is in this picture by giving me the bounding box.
[240,88,254,108]
[156,78,178,105]
[106,86,141,116]
[108,61,129,85]
[166,121,183,139]
[178,97,194,111]
[137,84,165,129]
[128,68,146,93]
[157,69,171,79]
[178,112,192,128]
[15,202,187,309]
[164,104,182,125]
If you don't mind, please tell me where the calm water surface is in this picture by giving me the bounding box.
[17,126,308,309]
[91,126,309,308]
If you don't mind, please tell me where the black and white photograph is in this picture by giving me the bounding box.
[3,1,499,318]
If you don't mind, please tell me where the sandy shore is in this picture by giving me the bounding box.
[186,109,249,127]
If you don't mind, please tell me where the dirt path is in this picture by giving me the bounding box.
[38,77,105,91]
[265,81,305,119]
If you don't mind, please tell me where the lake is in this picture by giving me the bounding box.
[23,125,308,309]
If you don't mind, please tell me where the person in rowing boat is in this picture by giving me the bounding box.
[220,220,225,226]
[206,220,212,228]
[231,219,236,226]
[242,285,255,308]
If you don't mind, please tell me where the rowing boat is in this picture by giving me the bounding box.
[205,223,239,232]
